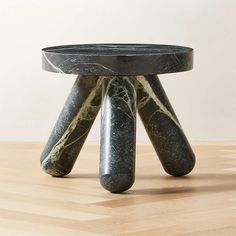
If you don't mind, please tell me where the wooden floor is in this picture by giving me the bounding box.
[0,142,235,235]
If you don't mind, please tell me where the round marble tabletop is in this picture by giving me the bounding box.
[42,44,193,76]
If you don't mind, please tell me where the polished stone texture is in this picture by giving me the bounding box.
[100,76,136,193]
[40,75,102,176]
[137,75,195,176]
[41,44,195,193]
[42,44,193,76]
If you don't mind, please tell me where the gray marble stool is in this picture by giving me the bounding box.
[40,44,195,193]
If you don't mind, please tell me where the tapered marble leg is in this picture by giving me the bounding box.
[137,75,195,176]
[41,75,103,177]
[100,76,136,193]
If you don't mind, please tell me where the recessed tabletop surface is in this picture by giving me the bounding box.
[42,44,193,76]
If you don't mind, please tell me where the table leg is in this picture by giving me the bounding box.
[136,75,195,176]
[100,76,136,193]
[41,75,103,177]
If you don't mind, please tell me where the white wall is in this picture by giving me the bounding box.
[0,0,235,142]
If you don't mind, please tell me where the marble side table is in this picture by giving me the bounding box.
[41,44,196,193]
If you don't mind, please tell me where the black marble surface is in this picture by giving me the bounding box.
[41,43,196,193]
[40,75,102,176]
[137,75,195,176]
[99,76,136,193]
[42,44,193,76]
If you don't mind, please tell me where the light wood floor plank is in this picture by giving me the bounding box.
[0,142,235,235]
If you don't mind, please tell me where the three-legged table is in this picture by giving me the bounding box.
[41,44,195,193]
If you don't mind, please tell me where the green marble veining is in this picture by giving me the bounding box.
[136,75,195,177]
[136,76,182,130]
[102,76,136,120]
[41,77,103,176]
[100,76,136,192]
[41,43,195,192]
